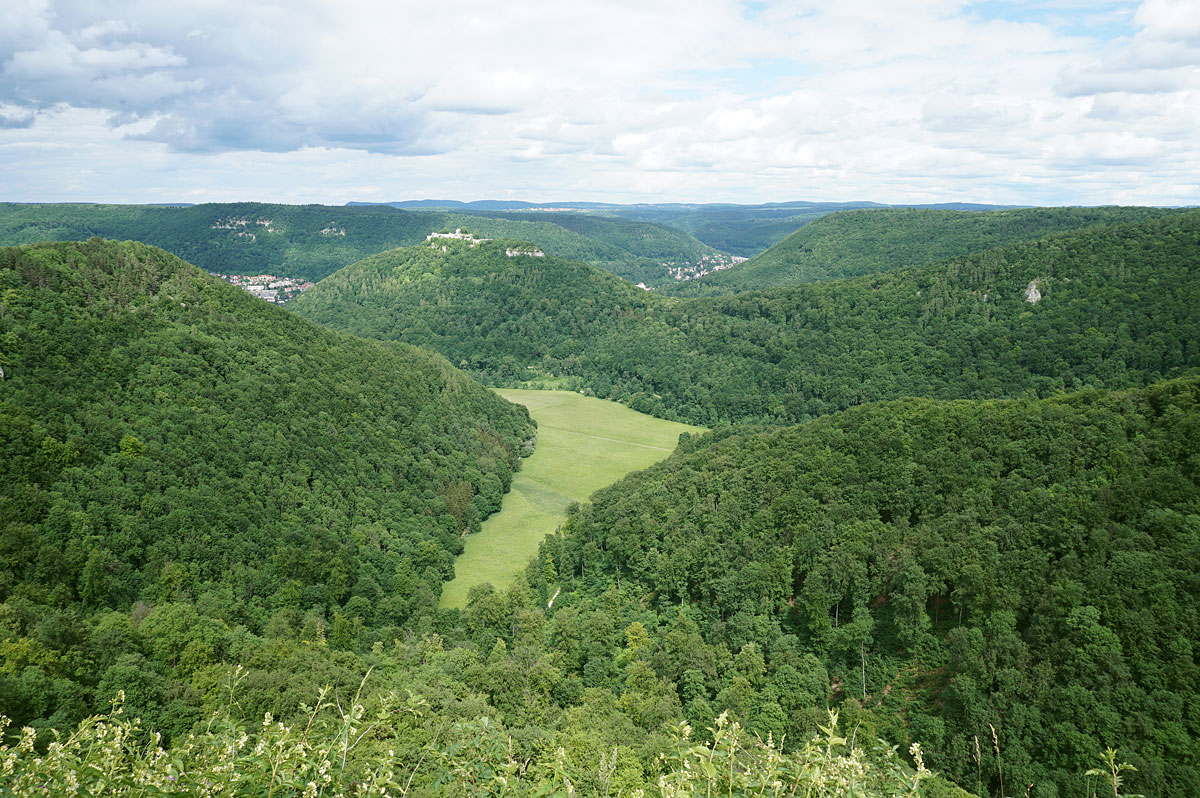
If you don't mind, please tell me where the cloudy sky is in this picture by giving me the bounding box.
[1,0,1198,205]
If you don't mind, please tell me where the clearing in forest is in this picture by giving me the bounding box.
[440,389,703,607]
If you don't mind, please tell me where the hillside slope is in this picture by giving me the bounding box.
[0,203,723,287]
[435,210,726,286]
[677,206,1182,293]
[549,378,1200,796]
[293,212,1200,426]
[291,237,659,376]
[0,202,441,281]
[609,200,883,256]
[0,238,534,731]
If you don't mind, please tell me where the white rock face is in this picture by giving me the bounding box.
[1025,280,1042,303]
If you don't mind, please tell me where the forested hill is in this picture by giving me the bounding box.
[605,200,883,256]
[488,212,714,264]
[291,237,657,369]
[419,210,722,287]
[0,237,970,797]
[666,206,1182,294]
[0,238,534,733]
[0,202,441,282]
[546,377,1200,796]
[293,211,1200,426]
[0,203,721,286]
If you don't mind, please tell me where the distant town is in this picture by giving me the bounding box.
[209,272,316,303]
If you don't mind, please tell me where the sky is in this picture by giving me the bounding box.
[1,0,1198,206]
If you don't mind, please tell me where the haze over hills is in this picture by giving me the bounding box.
[347,200,628,210]
[293,210,1200,426]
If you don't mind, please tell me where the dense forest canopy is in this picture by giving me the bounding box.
[0,202,443,282]
[0,237,978,796]
[547,378,1200,796]
[0,202,720,287]
[3,200,1199,797]
[293,211,1200,426]
[351,201,1035,261]
[0,238,534,735]
[411,210,723,287]
[664,206,1184,294]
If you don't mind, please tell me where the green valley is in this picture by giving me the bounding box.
[6,0,1198,793]
[5,202,1199,798]
[293,210,1200,426]
[440,390,701,607]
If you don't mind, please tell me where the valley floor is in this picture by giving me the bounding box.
[440,389,702,607]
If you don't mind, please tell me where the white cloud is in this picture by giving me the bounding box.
[0,0,1197,204]
[1134,0,1200,38]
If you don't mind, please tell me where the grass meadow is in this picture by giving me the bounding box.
[439,389,703,607]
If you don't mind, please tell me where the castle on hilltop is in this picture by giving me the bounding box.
[426,228,491,247]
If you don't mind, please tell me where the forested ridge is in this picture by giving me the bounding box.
[431,214,669,284]
[292,238,657,373]
[0,238,969,796]
[545,377,1200,796]
[294,211,1200,426]
[0,203,444,282]
[354,201,1027,260]
[437,210,721,286]
[663,206,1183,294]
[0,202,719,286]
[0,238,535,735]
[601,201,1023,257]
[3,213,1199,797]
[606,201,882,257]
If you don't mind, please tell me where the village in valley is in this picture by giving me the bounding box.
[209,272,316,303]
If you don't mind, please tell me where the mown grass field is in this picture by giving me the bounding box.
[440,389,703,607]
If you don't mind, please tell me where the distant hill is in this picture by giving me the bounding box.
[678,206,1181,293]
[606,200,885,256]
[0,202,438,281]
[0,238,534,731]
[291,236,656,375]
[349,200,623,210]
[292,211,1200,426]
[0,202,720,287]
[432,210,723,285]
[347,200,1030,258]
